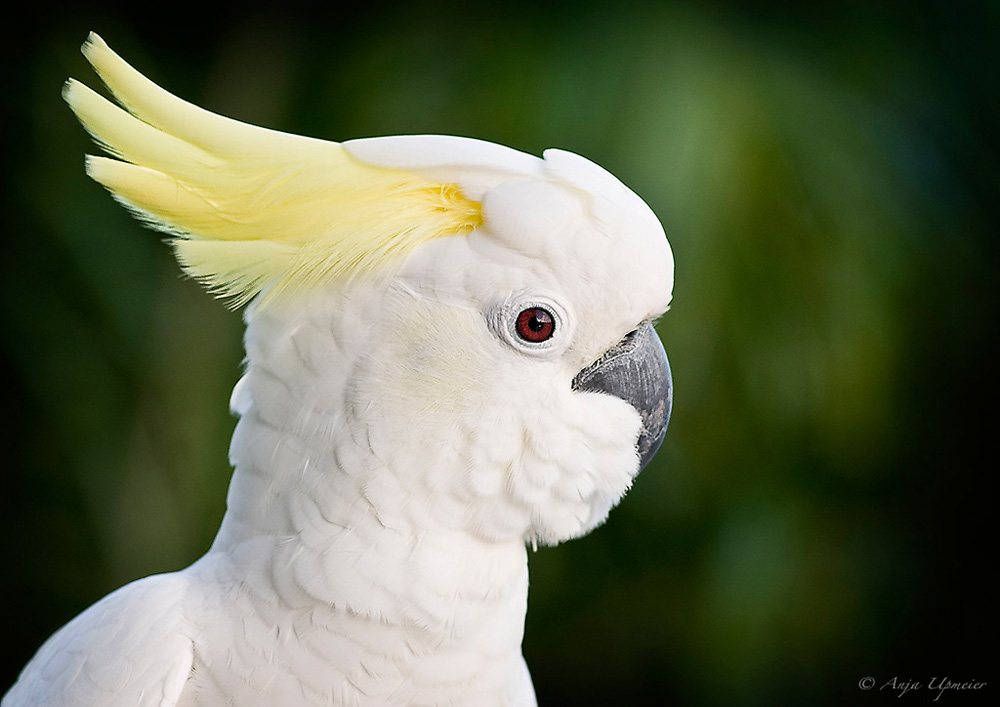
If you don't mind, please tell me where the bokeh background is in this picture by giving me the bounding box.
[2,1,995,704]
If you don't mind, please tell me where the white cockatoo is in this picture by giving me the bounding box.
[4,33,673,707]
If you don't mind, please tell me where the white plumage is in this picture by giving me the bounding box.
[4,34,673,706]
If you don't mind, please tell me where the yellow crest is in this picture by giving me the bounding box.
[64,33,483,307]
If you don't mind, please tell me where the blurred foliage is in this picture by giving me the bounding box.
[2,1,996,704]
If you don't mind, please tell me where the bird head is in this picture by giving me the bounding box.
[65,34,673,547]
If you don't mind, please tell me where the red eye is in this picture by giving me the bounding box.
[515,307,555,343]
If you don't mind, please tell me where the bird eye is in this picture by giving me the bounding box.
[515,307,555,343]
[489,295,568,355]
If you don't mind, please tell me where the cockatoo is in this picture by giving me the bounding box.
[4,33,673,707]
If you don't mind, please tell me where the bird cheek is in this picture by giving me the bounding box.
[519,393,642,545]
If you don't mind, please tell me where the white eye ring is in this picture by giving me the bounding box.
[488,293,572,357]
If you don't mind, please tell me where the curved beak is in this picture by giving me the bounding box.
[571,321,672,471]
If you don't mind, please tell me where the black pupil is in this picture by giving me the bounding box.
[527,313,546,331]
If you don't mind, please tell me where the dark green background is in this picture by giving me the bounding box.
[3,1,995,704]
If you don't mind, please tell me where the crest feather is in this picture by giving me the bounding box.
[63,33,483,306]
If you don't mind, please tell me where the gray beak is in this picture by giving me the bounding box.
[570,322,672,470]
